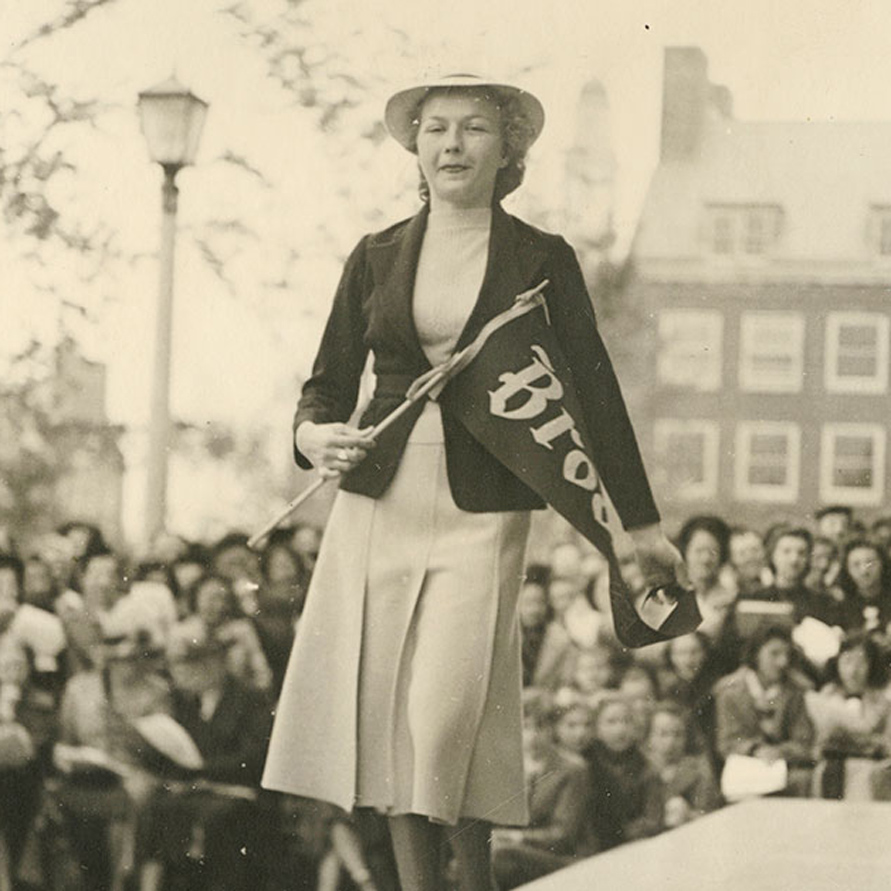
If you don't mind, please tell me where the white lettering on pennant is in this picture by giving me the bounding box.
[488,345,563,420]
[487,343,611,528]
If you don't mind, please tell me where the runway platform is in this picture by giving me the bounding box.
[523,798,891,890]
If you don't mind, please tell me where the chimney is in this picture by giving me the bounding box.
[660,47,710,162]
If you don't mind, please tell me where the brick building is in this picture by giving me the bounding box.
[625,47,891,531]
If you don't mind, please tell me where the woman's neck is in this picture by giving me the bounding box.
[428,199,492,222]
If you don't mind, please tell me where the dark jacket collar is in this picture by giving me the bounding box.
[367,202,549,370]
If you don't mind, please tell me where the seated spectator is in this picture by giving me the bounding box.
[551,696,596,759]
[619,663,659,744]
[871,516,891,560]
[645,702,720,829]
[747,527,840,628]
[805,536,841,598]
[548,542,607,649]
[256,538,307,694]
[568,643,623,705]
[657,632,719,763]
[729,527,770,598]
[140,625,274,891]
[814,505,854,548]
[807,632,891,799]
[21,554,60,613]
[676,516,742,678]
[713,625,815,796]
[517,565,555,688]
[170,544,211,617]
[317,807,399,891]
[582,694,664,850]
[0,638,44,886]
[176,574,272,692]
[491,698,598,889]
[834,538,891,635]
[290,524,321,579]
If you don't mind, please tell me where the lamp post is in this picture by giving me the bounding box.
[137,77,208,545]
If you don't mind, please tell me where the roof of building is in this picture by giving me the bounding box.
[634,113,891,283]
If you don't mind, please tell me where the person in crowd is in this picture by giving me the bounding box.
[177,573,273,692]
[619,663,660,745]
[491,698,598,888]
[0,638,44,887]
[676,515,741,677]
[140,624,274,891]
[21,554,60,613]
[645,701,721,828]
[870,516,891,558]
[749,526,842,627]
[550,696,596,759]
[804,535,843,612]
[290,523,322,579]
[517,565,560,688]
[814,505,854,547]
[0,526,17,558]
[713,625,815,796]
[316,807,400,891]
[567,643,623,705]
[807,632,891,799]
[728,527,770,598]
[210,532,262,615]
[657,631,719,763]
[834,538,891,634]
[169,543,211,617]
[582,694,664,850]
[255,536,307,695]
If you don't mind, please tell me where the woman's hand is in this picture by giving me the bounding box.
[295,422,376,478]
[628,524,689,592]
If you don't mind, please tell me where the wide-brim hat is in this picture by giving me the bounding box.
[384,73,545,153]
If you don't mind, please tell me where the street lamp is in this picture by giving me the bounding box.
[137,76,208,544]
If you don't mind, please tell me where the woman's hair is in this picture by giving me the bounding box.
[408,86,537,203]
[675,515,731,565]
[742,623,792,669]
[259,539,306,586]
[824,631,888,689]
[663,629,712,670]
[835,537,891,600]
[765,525,813,576]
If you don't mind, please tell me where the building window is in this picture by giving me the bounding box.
[653,420,719,500]
[739,312,805,393]
[657,310,723,391]
[735,422,800,503]
[820,424,886,506]
[706,204,782,256]
[824,312,889,394]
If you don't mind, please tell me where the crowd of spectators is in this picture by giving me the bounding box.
[1,503,891,889]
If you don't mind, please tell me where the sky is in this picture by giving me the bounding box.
[4,0,891,541]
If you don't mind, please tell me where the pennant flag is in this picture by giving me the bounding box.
[439,286,701,648]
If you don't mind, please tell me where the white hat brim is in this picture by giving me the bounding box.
[385,74,545,152]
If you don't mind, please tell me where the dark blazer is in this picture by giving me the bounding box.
[293,203,659,529]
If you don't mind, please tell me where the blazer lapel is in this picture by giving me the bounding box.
[456,204,549,351]
[367,205,431,370]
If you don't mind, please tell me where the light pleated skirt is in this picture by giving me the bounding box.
[262,403,531,826]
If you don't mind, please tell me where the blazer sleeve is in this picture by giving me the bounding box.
[547,237,660,530]
[291,235,372,468]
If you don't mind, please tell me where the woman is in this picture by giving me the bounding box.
[713,625,815,796]
[835,538,891,634]
[261,74,682,891]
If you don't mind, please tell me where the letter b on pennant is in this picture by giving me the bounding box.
[488,345,563,421]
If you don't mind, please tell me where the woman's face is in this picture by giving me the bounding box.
[518,583,548,629]
[547,578,576,616]
[772,535,810,587]
[554,706,593,754]
[596,701,635,753]
[685,530,722,587]
[196,579,230,626]
[574,649,613,694]
[847,546,883,597]
[837,645,870,695]
[648,711,687,764]
[755,638,790,687]
[669,634,707,681]
[416,90,506,209]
